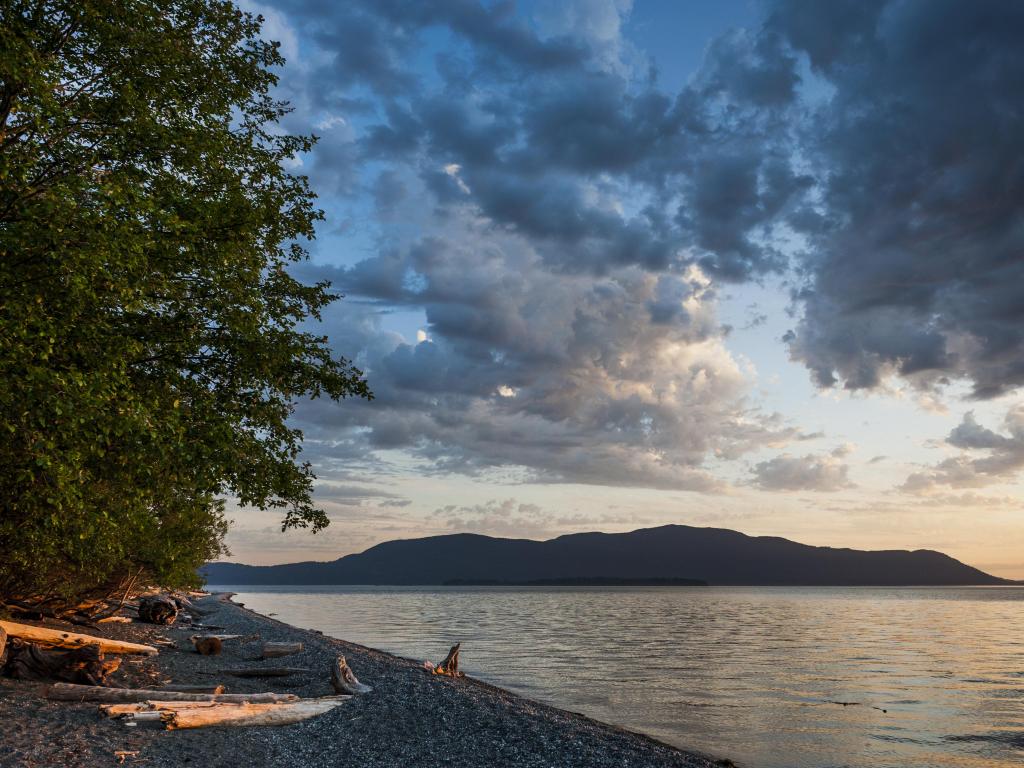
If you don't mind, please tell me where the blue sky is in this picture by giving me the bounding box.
[225,0,1024,578]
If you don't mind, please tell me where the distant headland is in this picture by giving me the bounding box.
[203,524,1007,587]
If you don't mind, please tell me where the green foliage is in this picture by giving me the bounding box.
[0,0,371,600]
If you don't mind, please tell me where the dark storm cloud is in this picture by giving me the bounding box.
[250,0,1024,492]
[775,0,1024,398]
[270,0,809,280]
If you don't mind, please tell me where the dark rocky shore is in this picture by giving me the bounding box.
[0,594,727,768]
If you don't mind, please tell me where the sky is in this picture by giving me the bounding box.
[224,0,1024,579]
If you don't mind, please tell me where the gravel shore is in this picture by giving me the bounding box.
[0,594,729,768]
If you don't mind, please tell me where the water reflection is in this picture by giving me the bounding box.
[219,586,1024,768]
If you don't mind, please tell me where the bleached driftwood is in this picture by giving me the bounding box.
[166,697,350,729]
[102,697,350,728]
[262,641,303,659]
[46,682,297,704]
[220,666,309,678]
[97,616,132,624]
[0,620,158,655]
[330,655,372,694]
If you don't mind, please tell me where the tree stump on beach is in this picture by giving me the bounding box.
[139,596,178,625]
[195,637,222,656]
[3,640,120,685]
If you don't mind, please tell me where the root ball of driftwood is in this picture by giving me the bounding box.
[3,640,120,685]
[195,637,222,656]
[432,643,462,677]
[330,655,372,694]
[139,596,178,625]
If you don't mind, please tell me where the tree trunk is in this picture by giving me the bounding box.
[3,641,120,684]
[261,641,303,658]
[330,655,372,694]
[0,620,158,655]
[46,683,298,704]
[138,596,178,625]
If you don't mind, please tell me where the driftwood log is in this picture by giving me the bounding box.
[432,643,462,676]
[46,683,297,704]
[0,626,6,662]
[157,684,225,694]
[3,641,120,685]
[138,596,178,626]
[0,620,158,655]
[194,637,222,656]
[103,697,351,729]
[330,655,372,694]
[190,634,242,643]
[262,641,302,659]
[219,667,309,678]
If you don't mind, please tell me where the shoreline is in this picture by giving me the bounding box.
[0,592,730,768]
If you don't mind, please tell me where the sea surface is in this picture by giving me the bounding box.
[213,585,1024,768]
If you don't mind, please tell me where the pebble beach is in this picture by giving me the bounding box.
[0,594,728,768]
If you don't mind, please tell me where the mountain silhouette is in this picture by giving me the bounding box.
[202,525,1006,586]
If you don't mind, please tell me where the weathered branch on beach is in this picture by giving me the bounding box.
[0,620,158,655]
[330,655,372,694]
[102,697,351,729]
[219,666,310,678]
[3,641,120,684]
[262,641,303,659]
[138,596,178,626]
[168,697,351,729]
[0,626,6,661]
[97,616,132,624]
[158,684,225,694]
[47,682,297,704]
[432,643,462,676]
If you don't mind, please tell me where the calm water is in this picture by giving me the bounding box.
[215,586,1024,768]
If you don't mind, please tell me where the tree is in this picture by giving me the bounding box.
[0,0,371,601]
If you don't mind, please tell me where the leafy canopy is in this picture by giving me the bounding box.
[0,0,370,599]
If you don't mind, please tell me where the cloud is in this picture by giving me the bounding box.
[751,445,855,492]
[239,0,1024,500]
[293,223,803,490]
[902,405,1024,492]
[431,497,654,539]
[775,0,1024,399]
